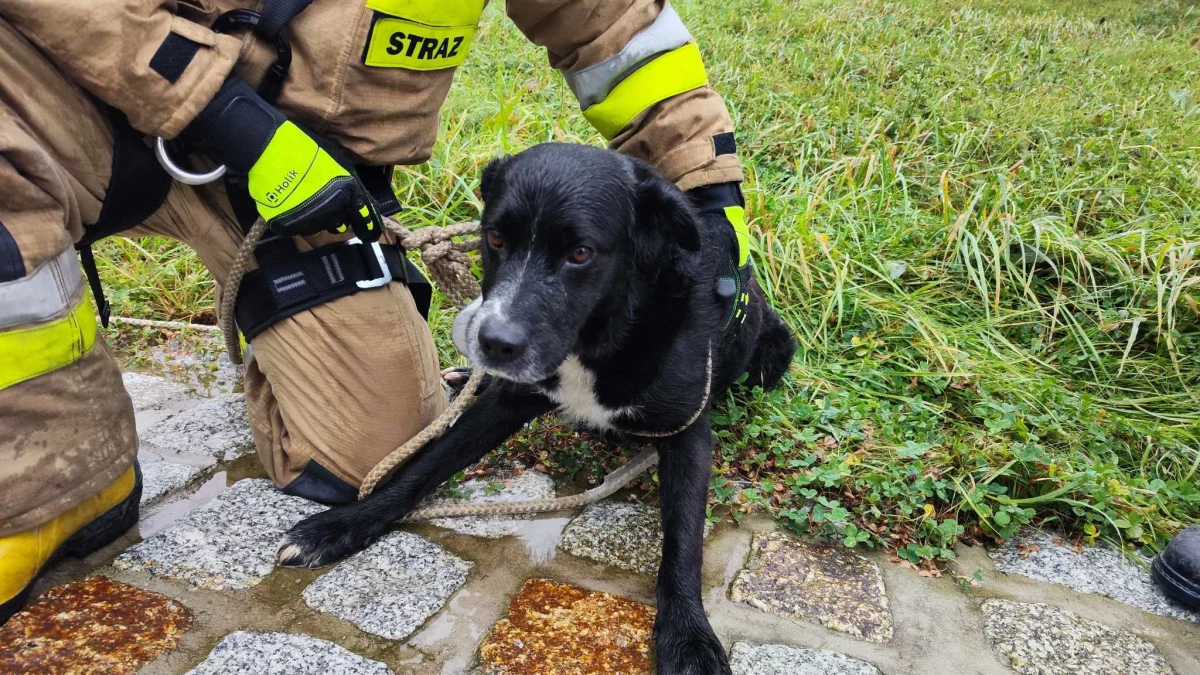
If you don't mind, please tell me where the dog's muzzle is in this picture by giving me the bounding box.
[452,296,483,361]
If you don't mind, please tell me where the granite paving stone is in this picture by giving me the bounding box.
[729,642,882,675]
[479,578,656,675]
[303,531,472,640]
[0,576,193,674]
[424,471,557,538]
[138,393,253,462]
[559,500,711,575]
[730,532,893,643]
[981,599,1174,675]
[990,528,1200,623]
[186,631,391,675]
[122,372,204,430]
[139,459,209,507]
[114,479,326,590]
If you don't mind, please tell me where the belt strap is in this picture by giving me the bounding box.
[235,239,409,341]
[257,0,314,39]
[78,106,173,327]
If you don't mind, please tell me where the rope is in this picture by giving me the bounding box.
[216,214,667,520]
[221,217,269,365]
[384,218,481,308]
[620,346,712,438]
[402,446,659,521]
[107,316,224,332]
[358,367,485,498]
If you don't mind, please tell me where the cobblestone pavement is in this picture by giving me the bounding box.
[2,372,1199,674]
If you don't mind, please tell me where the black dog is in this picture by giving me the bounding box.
[277,143,796,674]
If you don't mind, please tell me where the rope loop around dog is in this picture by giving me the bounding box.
[218,215,684,519]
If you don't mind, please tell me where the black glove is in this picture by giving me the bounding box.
[183,77,381,241]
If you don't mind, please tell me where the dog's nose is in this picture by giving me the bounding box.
[478,317,529,364]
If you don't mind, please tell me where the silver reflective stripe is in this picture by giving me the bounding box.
[0,246,84,330]
[565,4,693,109]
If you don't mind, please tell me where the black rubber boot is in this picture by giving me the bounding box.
[1152,525,1200,610]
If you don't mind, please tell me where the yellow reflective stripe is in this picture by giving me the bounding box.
[582,43,709,140]
[724,205,750,267]
[0,293,96,391]
[364,0,485,28]
[362,18,477,70]
[247,122,351,220]
[566,5,693,108]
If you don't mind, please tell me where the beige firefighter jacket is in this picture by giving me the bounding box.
[0,0,743,191]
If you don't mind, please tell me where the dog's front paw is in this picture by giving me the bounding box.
[276,508,382,569]
[654,619,731,675]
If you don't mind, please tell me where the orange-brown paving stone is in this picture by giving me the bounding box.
[0,576,193,674]
[480,578,656,675]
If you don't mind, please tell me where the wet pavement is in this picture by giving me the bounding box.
[3,371,1200,674]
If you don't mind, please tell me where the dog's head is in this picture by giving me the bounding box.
[452,143,702,383]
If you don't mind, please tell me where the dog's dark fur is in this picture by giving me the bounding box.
[277,143,796,674]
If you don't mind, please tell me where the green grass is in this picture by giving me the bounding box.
[103,0,1200,563]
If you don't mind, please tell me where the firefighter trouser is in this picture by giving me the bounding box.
[0,20,446,536]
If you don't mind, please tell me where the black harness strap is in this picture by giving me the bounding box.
[256,0,314,39]
[0,217,24,283]
[234,239,429,340]
[224,0,432,337]
[78,107,173,326]
[356,164,403,217]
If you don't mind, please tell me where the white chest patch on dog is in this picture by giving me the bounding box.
[542,355,635,430]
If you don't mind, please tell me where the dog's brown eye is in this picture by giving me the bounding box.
[569,246,594,264]
[486,229,504,249]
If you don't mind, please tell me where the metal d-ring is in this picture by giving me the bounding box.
[154,137,227,186]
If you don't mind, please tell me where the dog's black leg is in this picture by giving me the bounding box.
[653,420,731,675]
[277,383,552,568]
[744,300,796,391]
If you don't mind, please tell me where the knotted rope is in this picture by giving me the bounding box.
[220,216,664,521]
[384,218,481,307]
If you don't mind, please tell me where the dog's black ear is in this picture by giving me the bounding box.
[632,161,702,253]
[480,156,512,205]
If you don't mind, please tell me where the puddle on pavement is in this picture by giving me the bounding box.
[224,453,270,482]
[706,519,751,608]
[512,516,571,565]
[138,455,268,538]
[139,472,227,538]
[409,589,486,649]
